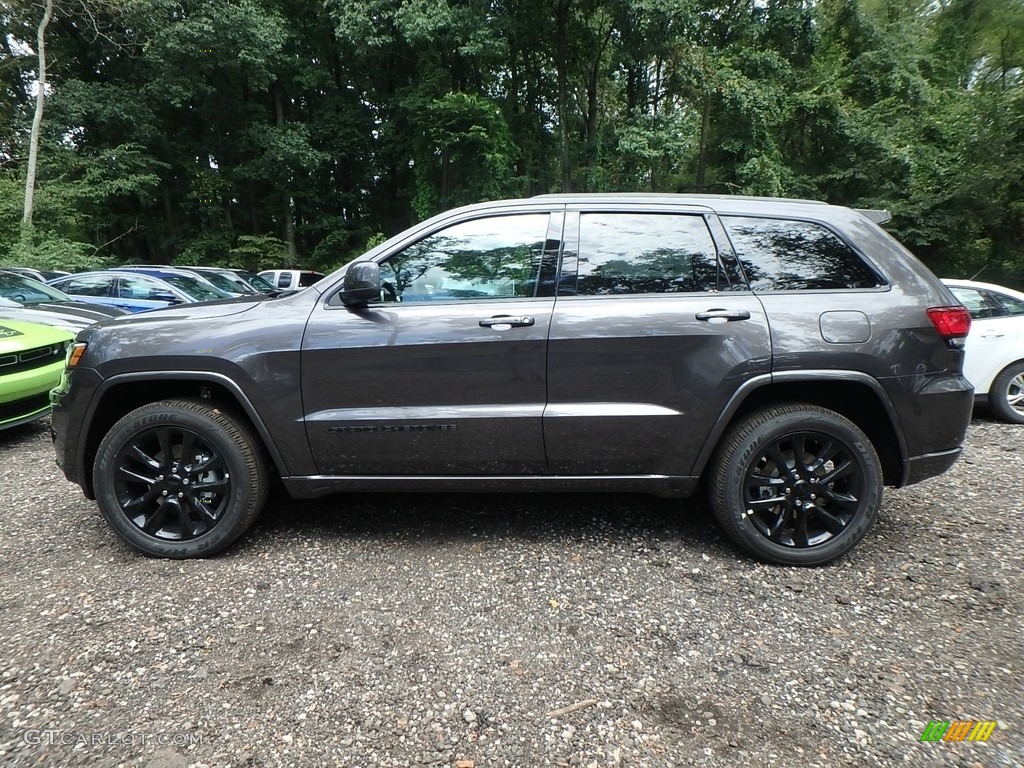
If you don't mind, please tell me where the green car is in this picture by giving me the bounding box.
[1,320,74,431]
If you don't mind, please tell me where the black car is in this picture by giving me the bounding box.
[50,194,973,565]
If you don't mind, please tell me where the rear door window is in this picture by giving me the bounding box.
[563,213,725,295]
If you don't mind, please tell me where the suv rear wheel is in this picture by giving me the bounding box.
[92,399,268,558]
[710,404,882,566]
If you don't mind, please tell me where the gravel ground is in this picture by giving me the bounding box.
[0,415,1020,768]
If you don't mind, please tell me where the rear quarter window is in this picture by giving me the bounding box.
[723,216,884,291]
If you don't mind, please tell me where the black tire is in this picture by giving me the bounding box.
[988,361,1024,424]
[92,399,268,558]
[710,404,882,567]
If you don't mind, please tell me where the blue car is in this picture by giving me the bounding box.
[48,270,231,313]
[111,266,246,298]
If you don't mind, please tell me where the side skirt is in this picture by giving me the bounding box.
[282,475,700,499]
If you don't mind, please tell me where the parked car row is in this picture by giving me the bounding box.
[2,256,1023,437]
[0,265,307,431]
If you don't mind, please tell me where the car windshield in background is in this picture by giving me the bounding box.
[195,271,247,294]
[159,274,231,301]
[241,272,275,291]
[0,272,74,304]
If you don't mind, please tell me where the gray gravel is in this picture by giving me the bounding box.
[0,415,1021,767]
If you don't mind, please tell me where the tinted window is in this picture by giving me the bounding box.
[298,272,323,287]
[119,276,174,301]
[158,274,228,300]
[724,216,883,291]
[992,290,1024,316]
[59,275,113,297]
[278,273,292,288]
[381,214,548,302]
[948,286,1003,319]
[570,213,719,295]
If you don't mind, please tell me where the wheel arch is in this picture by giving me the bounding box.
[692,372,906,487]
[78,372,288,499]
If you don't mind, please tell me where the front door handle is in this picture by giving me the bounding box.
[695,309,751,322]
[479,315,535,329]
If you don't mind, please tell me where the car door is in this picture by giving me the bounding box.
[301,208,561,476]
[544,206,771,477]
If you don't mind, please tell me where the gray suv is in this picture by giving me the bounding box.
[50,194,974,565]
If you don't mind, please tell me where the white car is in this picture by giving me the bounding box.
[258,269,324,291]
[943,278,1024,423]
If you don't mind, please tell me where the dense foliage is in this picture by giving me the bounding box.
[1,0,1022,285]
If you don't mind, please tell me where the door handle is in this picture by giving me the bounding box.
[479,315,535,328]
[695,309,751,322]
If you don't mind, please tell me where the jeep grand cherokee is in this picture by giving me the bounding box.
[50,194,974,565]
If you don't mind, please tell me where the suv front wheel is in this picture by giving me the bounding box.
[93,399,268,558]
[710,404,882,566]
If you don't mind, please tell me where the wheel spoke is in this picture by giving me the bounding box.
[141,503,171,534]
[178,431,198,463]
[817,457,854,486]
[190,497,220,524]
[765,446,795,480]
[122,487,159,515]
[118,465,157,485]
[172,501,197,539]
[747,496,789,513]
[812,505,848,535]
[824,488,860,511]
[792,506,810,548]
[129,444,161,471]
[155,427,173,462]
[807,439,839,473]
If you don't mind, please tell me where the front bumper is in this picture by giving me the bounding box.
[49,366,102,496]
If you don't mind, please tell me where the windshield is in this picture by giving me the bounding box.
[194,270,251,294]
[0,271,73,304]
[235,272,274,292]
[159,274,232,301]
[237,271,276,292]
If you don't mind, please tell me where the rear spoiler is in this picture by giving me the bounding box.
[856,208,892,225]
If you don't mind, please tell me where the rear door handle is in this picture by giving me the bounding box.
[695,309,751,322]
[479,315,535,329]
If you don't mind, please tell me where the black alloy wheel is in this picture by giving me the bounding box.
[93,399,268,558]
[711,404,882,566]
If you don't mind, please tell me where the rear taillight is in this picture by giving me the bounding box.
[927,306,971,341]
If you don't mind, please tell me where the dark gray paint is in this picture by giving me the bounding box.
[51,194,973,501]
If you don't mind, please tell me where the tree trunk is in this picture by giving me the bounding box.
[696,93,712,192]
[22,0,55,239]
[274,83,297,261]
[555,0,572,193]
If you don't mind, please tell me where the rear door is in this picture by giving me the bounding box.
[544,205,771,476]
[302,208,561,475]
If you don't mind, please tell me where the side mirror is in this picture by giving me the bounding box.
[340,262,381,307]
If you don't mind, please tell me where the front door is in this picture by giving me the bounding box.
[302,210,561,476]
